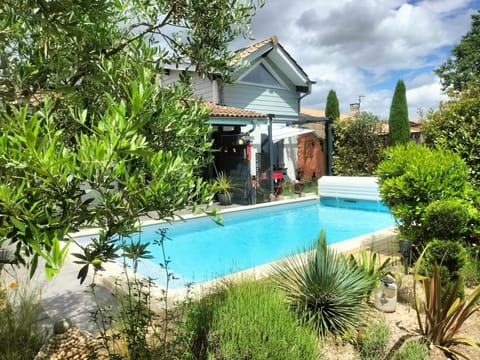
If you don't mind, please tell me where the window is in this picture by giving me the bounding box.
[241,63,283,87]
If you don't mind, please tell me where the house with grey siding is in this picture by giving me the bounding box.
[163,36,330,204]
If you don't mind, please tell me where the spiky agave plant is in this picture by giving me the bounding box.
[271,230,376,336]
[413,244,480,359]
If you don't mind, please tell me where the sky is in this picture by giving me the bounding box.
[232,0,479,120]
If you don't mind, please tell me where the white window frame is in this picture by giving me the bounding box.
[238,60,287,89]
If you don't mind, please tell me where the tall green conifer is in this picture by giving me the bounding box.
[325,89,340,121]
[388,80,410,146]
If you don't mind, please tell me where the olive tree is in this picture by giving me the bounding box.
[0,0,263,279]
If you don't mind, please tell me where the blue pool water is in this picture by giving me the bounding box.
[117,198,395,288]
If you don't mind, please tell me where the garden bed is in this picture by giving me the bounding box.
[319,272,480,360]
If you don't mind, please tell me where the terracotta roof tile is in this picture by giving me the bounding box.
[301,107,422,135]
[236,36,278,61]
[205,102,267,118]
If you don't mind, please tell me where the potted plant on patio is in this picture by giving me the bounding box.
[215,172,235,205]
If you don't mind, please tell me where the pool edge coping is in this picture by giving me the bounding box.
[66,194,399,309]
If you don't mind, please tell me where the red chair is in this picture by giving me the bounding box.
[273,171,283,198]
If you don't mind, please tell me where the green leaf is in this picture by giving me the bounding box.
[10,217,26,234]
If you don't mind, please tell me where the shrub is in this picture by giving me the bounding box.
[355,318,391,360]
[392,339,429,360]
[271,230,374,336]
[424,239,468,274]
[280,181,296,196]
[0,282,46,360]
[186,279,319,360]
[91,229,195,360]
[413,246,480,359]
[464,248,480,287]
[423,85,480,185]
[377,143,471,246]
[422,198,470,241]
[423,239,468,299]
[332,112,387,176]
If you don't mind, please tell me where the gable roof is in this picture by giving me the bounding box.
[234,36,312,88]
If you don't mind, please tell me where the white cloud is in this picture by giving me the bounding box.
[237,0,479,118]
[406,78,449,116]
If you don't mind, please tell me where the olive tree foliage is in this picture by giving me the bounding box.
[0,0,263,108]
[0,0,264,280]
[388,80,410,146]
[325,89,340,121]
[423,85,480,185]
[435,10,480,92]
[332,112,387,176]
[0,75,215,281]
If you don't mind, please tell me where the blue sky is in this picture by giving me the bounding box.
[233,0,479,119]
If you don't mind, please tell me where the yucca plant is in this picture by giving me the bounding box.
[413,245,480,359]
[270,230,375,336]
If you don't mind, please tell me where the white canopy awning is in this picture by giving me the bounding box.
[272,126,315,143]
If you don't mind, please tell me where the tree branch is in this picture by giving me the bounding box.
[103,7,176,58]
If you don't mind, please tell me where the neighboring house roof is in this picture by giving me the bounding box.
[301,107,350,121]
[299,108,333,139]
[300,122,326,139]
[300,107,423,138]
[370,119,423,135]
[409,119,423,134]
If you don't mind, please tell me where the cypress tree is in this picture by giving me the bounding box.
[325,89,340,121]
[388,80,410,145]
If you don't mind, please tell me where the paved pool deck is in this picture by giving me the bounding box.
[0,194,399,333]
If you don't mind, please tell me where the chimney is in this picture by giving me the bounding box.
[350,103,360,117]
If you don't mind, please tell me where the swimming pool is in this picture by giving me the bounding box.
[119,197,395,288]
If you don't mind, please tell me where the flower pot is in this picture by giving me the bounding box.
[218,193,232,205]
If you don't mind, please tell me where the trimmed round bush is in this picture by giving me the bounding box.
[377,143,471,244]
[424,239,468,274]
[423,198,470,241]
[423,239,468,298]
